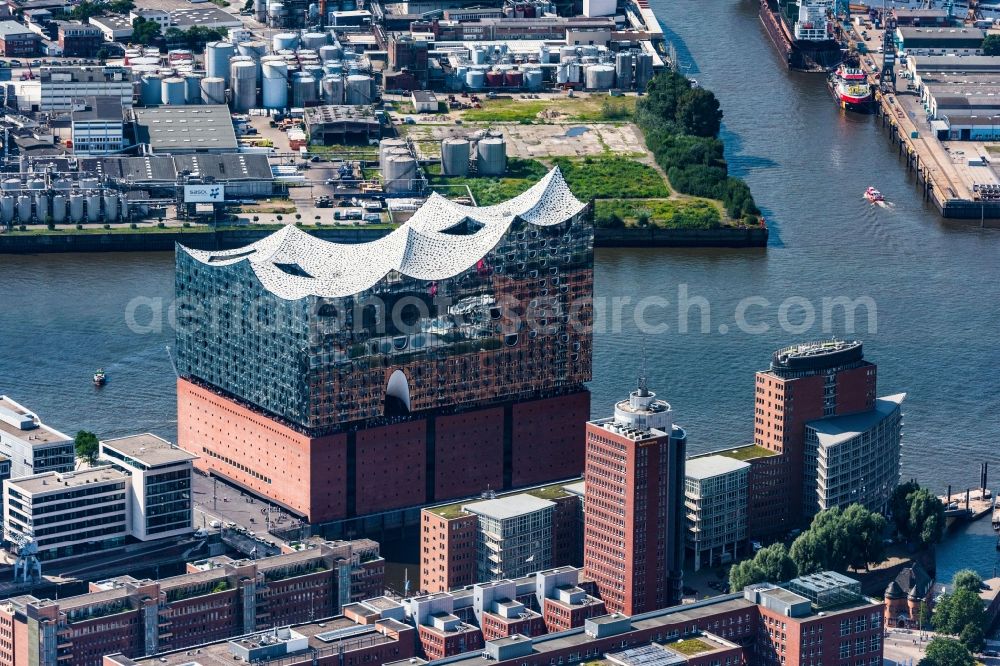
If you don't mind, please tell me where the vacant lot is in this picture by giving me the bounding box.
[459,94,636,123]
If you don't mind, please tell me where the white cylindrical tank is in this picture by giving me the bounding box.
[524,68,543,91]
[262,60,289,109]
[580,45,599,58]
[51,194,65,223]
[201,76,226,105]
[184,74,202,103]
[238,40,267,62]
[585,64,615,90]
[86,193,101,222]
[441,138,470,176]
[2,178,19,192]
[319,44,342,62]
[34,193,47,221]
[104,192,118,221]
[292,74,318,107]
[141,74,162,106]
[272,32,299,51]
[28,178,44,190]
[162,77,186,105]
[321,75,344,104]
[345,74,372,105]
[567,62,582,84]
[269,1,284,18]
[231,60,258,112]
[560,45,577,62]
[16,195,30,222]
[69,193,84,223]
[52,177,72,192]
[120,194,129,220]
[81,177,99,191]
[0,196,13,223]
[206,42,236,84]
[302,32,328,49]
[383,155,418,194]
[465,69,485,90]
[477,136,506,176]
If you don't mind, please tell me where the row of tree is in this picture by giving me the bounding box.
[634,71,759,222]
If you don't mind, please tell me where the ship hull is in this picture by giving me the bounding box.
[759,0,842,72]
[828,79,874,113]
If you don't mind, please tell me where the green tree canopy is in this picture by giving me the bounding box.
[728,543,796,592]
[891,480,920,533]
[983,34,1000,56]
[952,569,984,594]
[131,17,162,46]
[919,637,975,666]
[892,482,944,547]
[676,87,722,138]
[74,430,99,465]
[789,505,888,575]
[933,588,986,638]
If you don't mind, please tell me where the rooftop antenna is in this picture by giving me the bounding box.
[637,338,649,397]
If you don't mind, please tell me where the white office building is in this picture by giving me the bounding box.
[71,96,124,155]
[38,66,133,111]
[4,466,128,560]
[464,493,554,582]
[685,455,750,571]
[803,393,905,517]
[99,433,196,541]
[0,396,75,479]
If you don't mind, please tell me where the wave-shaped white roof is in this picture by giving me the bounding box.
[180,166,585,300]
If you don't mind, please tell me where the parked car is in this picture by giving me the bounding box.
[210,520,222,528]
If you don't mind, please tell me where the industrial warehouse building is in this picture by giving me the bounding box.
[79,153,276,197]
[303,104,383,144]
[133,105,239,154]
[895,27,986,55]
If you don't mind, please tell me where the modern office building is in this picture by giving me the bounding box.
[70,96,124,155]
[0,539,385,666]
[684,455,750,571]
[420,481,582,594]
[4,466,128,560]
[583,379,687,616]
[175,168,593,524]
[98,433,196,541]
[752,340,879,536]
[803,393,905,516]
[0,21,39,56]
[39,66,133,110]
[0,396,75,479]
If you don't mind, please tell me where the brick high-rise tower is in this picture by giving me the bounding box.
[583,380,686,616]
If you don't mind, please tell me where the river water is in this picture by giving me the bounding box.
[1,0,998,575]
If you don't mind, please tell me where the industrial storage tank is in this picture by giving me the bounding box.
[524,68,543,91]
[504,70,523,88]
[120,194,129,220]
[238,40,268,63]
[254,0,266,21]
[471,46,487,65]
[34,194,47,222]
[52,178,72,192]
[269,1,284,19]
[104,192,118,221]
[635,52,653,91]
[319,44,342,62]
[477,136,506,176]
[465,69,485,90]
[345,74,372,105]
[140,74,162,106]
[16,195,30,222]
[28,178,44,191]
[231,60,258,112]
[201,76,226,105]
[383,155,418,194]
[185,74,202,103]
[292,73,318,107]
[580,45,599,58]
[441,138,470,177]
[485,70,503,88]
[302,32,328,49]
[615,52,633,90]
[206,42,236,84]
[321,75,344,104]
[161,77,187,105]
[566,62,582,85]
[0,196,12,223]
[86,193,101,222]
[51,194,65,223]
[262,61,289,109]
[559,45,577,62]
[81,177,99,191]
[272,32,299,51]
[69,193,84,223]
[585,64,615,90]
[1,178,19,192]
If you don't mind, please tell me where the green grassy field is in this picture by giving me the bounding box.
[553,155,671,200]
[461,95,636,123]
[594,198,724,230]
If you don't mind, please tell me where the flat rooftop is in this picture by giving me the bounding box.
[698,444,777,462]
[685,454,750,481]
[72,96,123,122]
[9,466,126,495]
[169,6,242,28]
[806,393,905,447]
[0,396,72,447]
[0,20,36,38]
[463,493,554,521]
[426,479,581,519]
[101,433,197,467]
[133,105,238,152]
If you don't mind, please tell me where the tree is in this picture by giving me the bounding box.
[959,622,985,653]
[788,505,888,575]
[933,588,986,638]
[919,600,932,631]
[69,1,102,21]
[892,482,945,547]
[74,430,99,465]
[952,569,984,594]
[728,543,795,591]
[107,0,135,13]
[675,87,723,138]
[841,504,887,571]
[919,637,975,666]
[891,480,920,534]
[96,47,109,64]
[983,34,1000,56]
[131,17,161,46]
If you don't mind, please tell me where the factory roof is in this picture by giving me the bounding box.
[72,96,123,122]
[806,393,906,447]
[912,55,1000,72]
[101,433,197,468]
[0,20,36,38]
[180,167,586,299]
[685,455,750,481]
[897,26,985,42]
[168,5,243,28]
[133,105,238,153]
[463,493,555,521]
[89,14,134,32]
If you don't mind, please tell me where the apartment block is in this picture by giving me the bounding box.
[0,539,385,666]
[408,593,484,660]
[420,481,583,593]
[473,581,546,641]
[535,566,606,633]
[685,455,750,571]
[0,396,74,479]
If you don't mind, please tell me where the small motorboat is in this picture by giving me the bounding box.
[93,368,106,386]
[864,186,884,204]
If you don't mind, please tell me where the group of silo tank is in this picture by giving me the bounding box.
[379,139,418,194]
[440,133,507,179]
[0,177,128,225]
[128,45,218,106]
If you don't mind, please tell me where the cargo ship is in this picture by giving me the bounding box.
[760,0,843,72]
[828,64,873,112]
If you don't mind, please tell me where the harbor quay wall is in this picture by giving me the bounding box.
[0,225,769,253]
